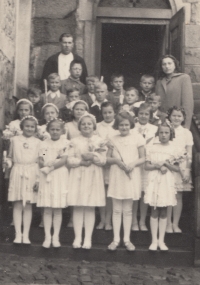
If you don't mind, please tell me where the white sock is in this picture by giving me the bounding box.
[112,199,122,243]
[43,207,52,241]
[23,203,32,242]
[52,208,62,242]
[158,218,167,244]
[83,207,95,247]
[13,201,23,239]
[150,217,158,244]
[123,200,133,243]
[73,206,84,246]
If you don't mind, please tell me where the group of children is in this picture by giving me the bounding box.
[2,65,193,252]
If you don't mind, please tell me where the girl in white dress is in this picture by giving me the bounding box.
[8,99,34,135]
[96,102,118,230]
[67,114,106,249]
[65,100,89,140]
[36,103,60,228]
[107,111,145,251]
[144,121,180,251]
[37,119,70,248]
[37,103,59,141]
[166,107,193,233]
[5,116,40,244]
[65,100,89,227]
[131,103,157,231]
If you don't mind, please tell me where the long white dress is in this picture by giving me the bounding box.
[67,134,106,207]
[131,122,158,192]
[173,125,193,191]
[108,133,145,200]
[8,135,40,205]
[37,137,70,208]
[144,137,177,207]
[97,120,119,185]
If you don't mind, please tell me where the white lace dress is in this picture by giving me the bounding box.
[8,135,40,205]
[67,134,106,207]
[144,138,177,207]
[131,122,158,192]
[108,133,145,200]
[173,125,193,191]
[37,137,70,208]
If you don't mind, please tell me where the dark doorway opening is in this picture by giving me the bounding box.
[101,24,164,90]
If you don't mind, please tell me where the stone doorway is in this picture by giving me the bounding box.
[100,23,165,89]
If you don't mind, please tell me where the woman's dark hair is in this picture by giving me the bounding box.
[101,101,115,114]
[157,55,181,79]
[113,111,135,130]
[155,121,175,141]
[167,106,186,126]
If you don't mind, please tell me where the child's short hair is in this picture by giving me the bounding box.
[101,101,115,114]
[138,102,153,119]
[70,59,83,70]
[113,111,135,130]
[167,106,186,126]
[110,73,124,82]
[140,74,155,83]
[47,73,60,82]
[125,87,139,96]
[78,114,96,131]
[94,82,108,91]
[67,87,80,96]
[156,120,175,141]
[46,118,65,132]
[41,103,59,117]
[27,87,42,97]
[86,75,99,84]
[20,115,38,131]
[148,93,161,102]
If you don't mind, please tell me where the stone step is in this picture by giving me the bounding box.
[0,242,193,267]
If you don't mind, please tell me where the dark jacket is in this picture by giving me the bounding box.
[59,106,73,123]
[41,52,88,89]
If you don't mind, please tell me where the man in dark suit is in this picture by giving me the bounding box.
[41,33,88,89]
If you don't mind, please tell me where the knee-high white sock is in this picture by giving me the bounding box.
[23,203,32,243]
[43,207,53,241]
[150,217,158,244]
[73,206,84,246]
[123,201,133,243]
[83,207,95,247]
[53,208,62,241]
[112,200,122,243]
[158,217,167,244]
[13,201,23,241]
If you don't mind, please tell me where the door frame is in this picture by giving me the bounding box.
[95,17,171,77]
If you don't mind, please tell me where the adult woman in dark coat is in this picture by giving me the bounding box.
[155,55,193,129]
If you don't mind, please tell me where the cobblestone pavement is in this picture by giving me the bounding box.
[0,253,199,285]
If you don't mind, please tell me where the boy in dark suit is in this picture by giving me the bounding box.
[81,75,99,109]
[148,93,167,126]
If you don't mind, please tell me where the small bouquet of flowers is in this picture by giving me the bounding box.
[36,126,50,141]
[88,138,107,154]
[2,125,22,140]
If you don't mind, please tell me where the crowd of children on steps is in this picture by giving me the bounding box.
[2,55,193,252]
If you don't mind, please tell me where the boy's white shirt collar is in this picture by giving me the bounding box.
[153,109,159,118]
[88,92,96,102]
[47,90,60,99]
[91,99,107,109]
